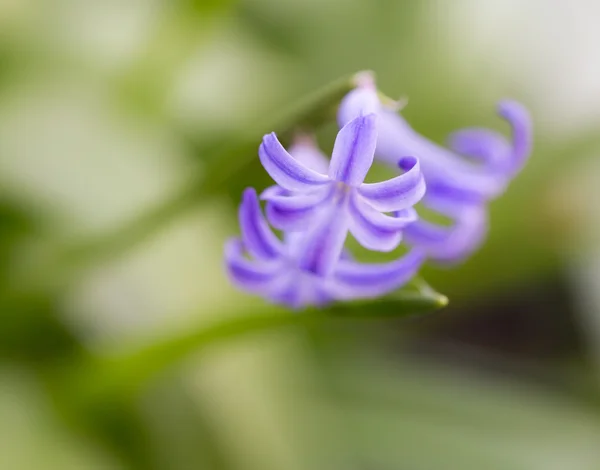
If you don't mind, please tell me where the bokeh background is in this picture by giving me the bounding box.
[3,0,600,469]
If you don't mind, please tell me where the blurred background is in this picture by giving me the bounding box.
[2,0,600,468]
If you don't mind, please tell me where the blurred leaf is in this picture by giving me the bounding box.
[143,380,237,470]
[73,394,155,470]
[323,357,600,470]
[236,2,306,57]
[115,0,236,117]
[0,367,122,470]
[0,291,84,363]
[183,0,237,15]
[0,200,35,269]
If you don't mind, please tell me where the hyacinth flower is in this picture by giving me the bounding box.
[338,80,532,262]
[257,113,426,276]
[224,188,425,309]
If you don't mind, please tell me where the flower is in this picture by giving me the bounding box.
[338,81,532,262]
[258,114,426,276]
[224,188,425,309]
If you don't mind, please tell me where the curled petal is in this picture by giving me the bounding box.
[329,114,378,186]
[423,189,483,218]
[348,194,412,252]
[260,185,286,200]
[263,185,334,231]
[404,206,488,263]
[331,249,425,300]
[358,156,426,212]
[224,239,284,292]
[259,133,330,192]
[239,188,283,260]
[423,180,486,207]
[337,86,381,128]
[498,100,532,175]
[447,128,510,169]
[296,198,351,277]
[395,207,419,224]
[375,110,507,200]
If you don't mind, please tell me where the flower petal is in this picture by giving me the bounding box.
[395,207,419,224]
[337,86,381,128]
[348,193,413,252]
[262,185,333,231]
[260,184,285,200]
[328,114,378,186]
[498,100,532,175]
[447,128,510,169]
[268,279,301,309]
[269,272,332,309]
[331,249,425,300]
[296,196,351,277]
[288,137,330,174]
[403,205,488,263]
[239,188,283,260]
[224,239,283,293]
[423,179,487,207]
[358,156,426,212]
[259,133,330,192]
[375,109,507,200]
[422,190,481,218]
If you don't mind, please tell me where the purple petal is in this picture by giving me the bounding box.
[331,249,425,300]
[263,185,334,231]
[404,205,488,263]
[224,239,284,292]
[270,286,301,309]
[270,272,332,309]
[296,196,351,277]
[310,284,333,307]
[337,86,381,128]
[358,156,426,212]
[498,100,532,175]
[375,109,507,199]
[395,207,419,224]
[239,188,283,260]
[328,114,378,186]
[348,193,414,252]
[423,180,487,207]
[447,128,510,169]
[260,185,286,200]
[422,190,481,218]
[288,137,330,174]
[259,133,330,192]
[266,273,301,308]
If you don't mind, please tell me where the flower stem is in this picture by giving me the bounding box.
[67,283,445,404]
[56,72,363,277]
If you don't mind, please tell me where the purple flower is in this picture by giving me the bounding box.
[224,188,425,309]
[258,114,426,276]
[338,83,532,262]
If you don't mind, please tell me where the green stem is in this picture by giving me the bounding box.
[56,72,363,276]
[70,286,446,403]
